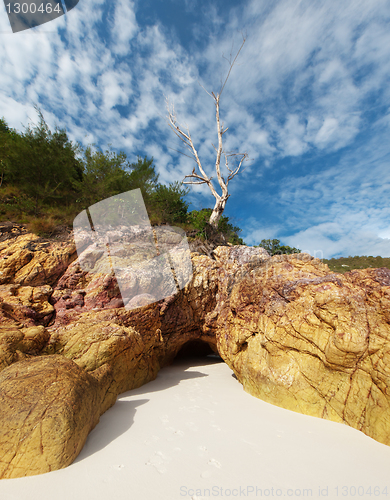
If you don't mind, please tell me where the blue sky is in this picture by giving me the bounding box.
[1,0,390,258]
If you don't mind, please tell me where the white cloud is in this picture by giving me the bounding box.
[111,0,138,55]
[278,114,308,156]
[0,96,36,129]
[99,70,130,111]
[285,223,390,259]
[314,117,339,147]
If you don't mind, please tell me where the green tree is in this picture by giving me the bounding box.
[149,181,189,224]
[0,114,193,232]
[256,238,301,255]
[0,118,9,134]
[126,156,159,200]
[75,152,166,221]
[75,145,132,207]
[0,118,22,188]
[0,118,11,187]
[4,110,82,212]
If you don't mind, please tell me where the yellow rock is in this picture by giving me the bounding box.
[0,284,54,326]
[0,326,50,371]
[216,254,390,447]
[0,233,76,286]
[0,355,106,479]
[45,315,158,412]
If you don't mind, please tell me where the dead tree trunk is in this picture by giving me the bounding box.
[166,36,248,229]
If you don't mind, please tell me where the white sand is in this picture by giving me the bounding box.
[1,356,390,500]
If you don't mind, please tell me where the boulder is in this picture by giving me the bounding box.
[44,315,160,413]
[215,253,390,447]
[0,325,50,371]
[0,355,110,479]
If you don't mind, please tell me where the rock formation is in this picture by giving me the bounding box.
[0,355,107,479]
[216,254,390,447]
[1,225,390,479]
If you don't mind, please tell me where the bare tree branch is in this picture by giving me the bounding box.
[166,35,249,228]
[167,147,198,163]
[219,34,247,97]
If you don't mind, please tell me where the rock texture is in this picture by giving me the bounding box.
[0,355,108,479]
[1,226,390,478]
[215,254,390,447]
[0,232,76,287]
[0,284,54,327]
[0,325,50,371]
[0,232,76,329]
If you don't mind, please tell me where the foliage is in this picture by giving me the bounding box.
[255,238,301,256]
[149,181,189,224]
[126,156,159,198]
[74,146,132,208]
[0,118,10,134]
[0,118,19,188]
[0,114,192,234]
[187,208,244,244]
[28,216,59,237]
[1,110,82,213]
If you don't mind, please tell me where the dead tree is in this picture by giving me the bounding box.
[166,36,248,229]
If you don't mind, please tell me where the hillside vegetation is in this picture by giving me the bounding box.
[254,239,390,274]
[0,113,243,244]
[322,255,390,274]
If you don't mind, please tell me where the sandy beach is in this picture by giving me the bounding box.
[1,355,389,500]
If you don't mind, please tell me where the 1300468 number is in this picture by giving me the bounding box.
[5,3,62,14]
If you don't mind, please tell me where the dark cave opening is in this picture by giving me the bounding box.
[174,339,221,361]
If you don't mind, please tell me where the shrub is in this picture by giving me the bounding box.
[28,217,58,237]
[187,208,244,244]
[255,238,301,255]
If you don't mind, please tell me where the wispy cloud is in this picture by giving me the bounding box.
[110,0,138,55]
[242,109,390,257]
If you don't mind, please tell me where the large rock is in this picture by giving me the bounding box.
[0,232,76,286]
[0,355,110,479]
[42,245,271,405]
[44,314,161,413]
[215,253,390,447]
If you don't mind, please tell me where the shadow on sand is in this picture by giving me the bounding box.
[73,354,224,463]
